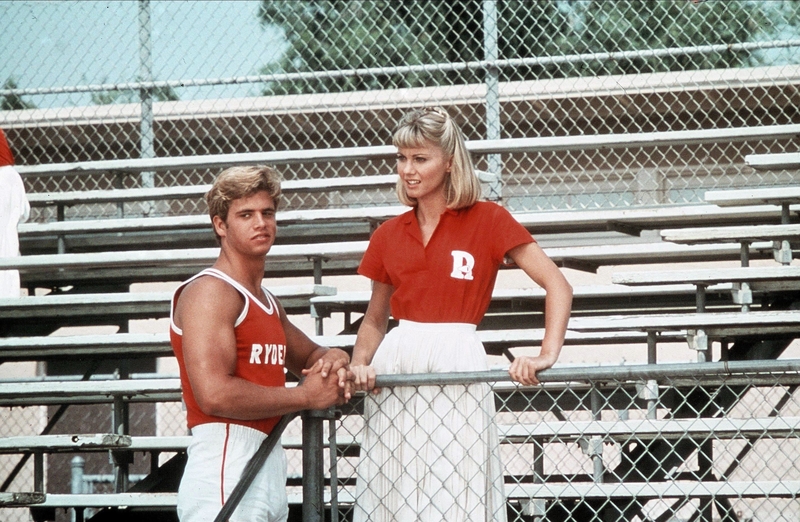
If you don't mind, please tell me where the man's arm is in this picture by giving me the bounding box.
[277,299,353,399]
[176,276,346,419]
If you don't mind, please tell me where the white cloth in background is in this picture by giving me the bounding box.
[0,165,30,297]
[354,320,508,522]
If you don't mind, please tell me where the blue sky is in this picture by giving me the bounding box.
[1,1,285,107]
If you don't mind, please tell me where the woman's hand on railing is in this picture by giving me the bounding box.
[351,364,381,394]
[508,354,558,386]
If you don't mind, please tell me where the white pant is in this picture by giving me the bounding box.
[177,423,288,522]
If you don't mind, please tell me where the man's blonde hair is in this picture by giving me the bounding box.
[206,165,282,240]
[392,107,481,209]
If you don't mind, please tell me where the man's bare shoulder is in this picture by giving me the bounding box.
[175,274,244,325]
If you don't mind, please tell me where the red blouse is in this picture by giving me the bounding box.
[358,201,534,325]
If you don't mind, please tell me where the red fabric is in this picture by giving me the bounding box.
[358,201,534,325]
[171,270,287,435]
[0,129,14,166]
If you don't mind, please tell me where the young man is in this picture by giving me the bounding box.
[170,165,353,522]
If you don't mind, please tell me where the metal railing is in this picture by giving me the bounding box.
[298,360,800,522]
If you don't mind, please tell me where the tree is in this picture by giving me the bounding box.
[568,0,766,76]
[258,1,577,92]
[91,84,179,105]
[258,0,777,96]
[1,78,36,110]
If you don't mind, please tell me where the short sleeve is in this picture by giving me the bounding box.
[357,223,393,285]
[490,203,535,262]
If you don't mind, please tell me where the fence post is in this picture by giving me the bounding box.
[138,0,155,211]
[303,408,335,522]
[70,456,85,522]
[482,0,503,202]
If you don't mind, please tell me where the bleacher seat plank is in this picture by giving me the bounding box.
[19,206,405,237]
[313,284,742,319]
[0,378,181,407]
[705,185,800,207]
[660,224,800,244]
[0,492,45,507]
[0,329,683,363]
[505,480,800,500]
[0,285,335,332]
[569,310,800,337]
[20,203,796,239]
[743,153,800,172]
[40,492,178,508]
[26,174,399,208]
[1,242,367,273]
[18,124,800,179]
[280,479,800,504]
[18,203,797,258]
[545,241,777,272]
[0,333,172,361]
[0,434,131,454]
[514,203,797,236]
[500,416,800,442]
[4,240,779,289]
[612,266,800,286]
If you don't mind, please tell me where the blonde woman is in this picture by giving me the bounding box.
[351,108,573,521]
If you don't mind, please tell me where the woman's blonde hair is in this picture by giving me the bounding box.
[205,165,282,240]
[392,107,481,209]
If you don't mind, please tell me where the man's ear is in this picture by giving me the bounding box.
[212,215,227,238]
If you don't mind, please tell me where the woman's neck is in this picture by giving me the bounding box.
[415,195,448,246]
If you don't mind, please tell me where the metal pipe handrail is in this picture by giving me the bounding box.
[3,39,799,98]
[373,359,800,387]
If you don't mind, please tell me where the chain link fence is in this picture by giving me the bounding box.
[332,361,800,522]
[2,0,799,218]
[1,2,800,521]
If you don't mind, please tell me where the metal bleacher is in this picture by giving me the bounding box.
[2,129,800,521]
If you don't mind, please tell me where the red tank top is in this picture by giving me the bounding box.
[170,268,287,434]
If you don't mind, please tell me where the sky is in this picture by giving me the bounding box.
[1,1,285,107]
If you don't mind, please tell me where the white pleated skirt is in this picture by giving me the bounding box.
[353,320,507,522]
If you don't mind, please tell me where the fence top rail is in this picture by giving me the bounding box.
[373,359,800,387]
[15,124,800,178]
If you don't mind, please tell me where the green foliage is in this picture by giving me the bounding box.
[91,84,179,105]
[1,78,37,111]
[258,0,775,95]
[571,0,765,76]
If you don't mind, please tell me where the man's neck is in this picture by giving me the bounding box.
[212,251,266,296]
